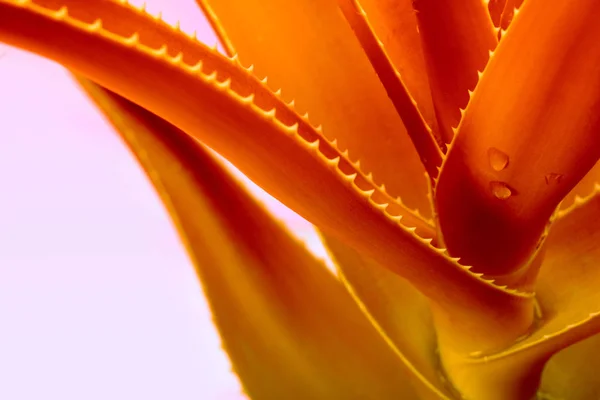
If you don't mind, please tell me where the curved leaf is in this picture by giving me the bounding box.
[353,0,437,136]
[445,189,600,399]
[322,233,453,399]
[540,334,600,400]
[78,79,425,399]
[559,161,600,213]
[436,0,600,276]
[412,0,497,143]
[0,0,534,358]
[336,0,443,176]
[196,0,433,216]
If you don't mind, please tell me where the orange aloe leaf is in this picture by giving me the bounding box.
[412,0,497,143]
[196,0,433,216]
[445,189,600,399]
[322,233,453,399]
[436,0,600,276]
[487,0,506,26]
[336,0,444,174]
[77,79,425,399]
[349,0,437,138]
[498,0,525,32]
[0,0,534,354]
[0,0,431,265]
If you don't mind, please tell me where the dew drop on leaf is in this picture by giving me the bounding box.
[490,181,512,200]
[487,147,509,171]
[545,173,563,185]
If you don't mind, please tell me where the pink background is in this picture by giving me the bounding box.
[0,1,329,398]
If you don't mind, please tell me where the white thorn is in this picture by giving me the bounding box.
[171,51,183,63]
[189,59,203,72]
[155,44,168,56]
[205,70,218,81]
[89,19,102,30]
[216,78,232,89]
[241,93,255,104]
[307,139,320,149]
[286,122,299,133]
[363,189,375,197]
[328,156,341,166]
[55,5,68,18]
[124,32,140,46]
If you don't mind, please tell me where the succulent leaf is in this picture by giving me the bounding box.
[196,0,433,216]
[322,233,452,399]
[347,0,438,140]
[2,0,600,398]
[436,0,600,277]
[412,0,498,143]
[78,79,426,399]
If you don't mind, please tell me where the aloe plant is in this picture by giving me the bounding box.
[1,0,600,399]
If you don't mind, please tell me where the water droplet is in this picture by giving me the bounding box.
[488,147,509,171]
[545,173,563,185]
[490,181,512,200]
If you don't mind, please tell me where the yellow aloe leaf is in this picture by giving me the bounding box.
[412,0,497,143]
[534,189,600,350]
[0,0,536,356]
[559,160,600,212]
[443,189,600,399]
[196,0,434,216]
[322,233,453,399]
[539,333,600,400]
[340,0,439,145]
[436,0,600,276]
[77,78,426,399]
